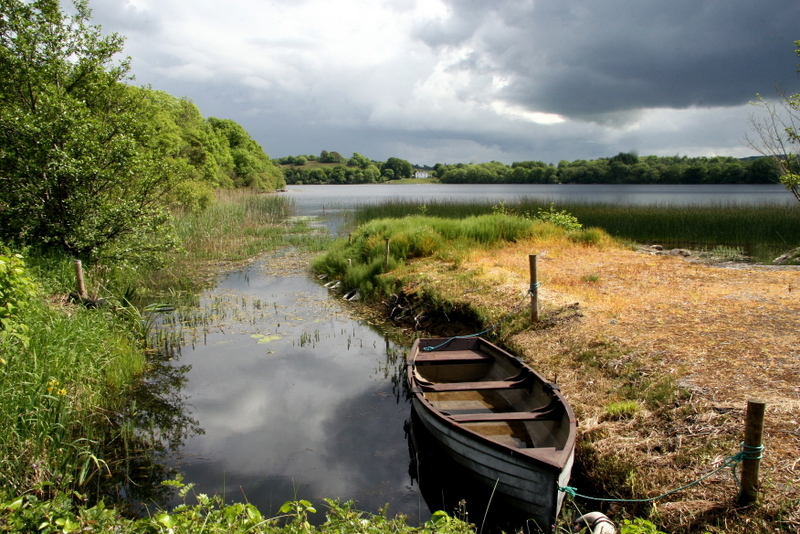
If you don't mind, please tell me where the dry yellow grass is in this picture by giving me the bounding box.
[391,236,800,533]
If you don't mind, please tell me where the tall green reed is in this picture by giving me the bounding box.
[0,299,146,498]
[354,200,800,262]
[173,189,294,262]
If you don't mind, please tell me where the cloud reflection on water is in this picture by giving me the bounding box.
[165,256,418,520]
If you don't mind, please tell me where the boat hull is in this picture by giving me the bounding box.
[407,337,576,533]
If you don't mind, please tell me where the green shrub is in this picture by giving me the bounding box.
[533,203,583,230]
[169,180,217,213]
[0,250,38,346]
[0,250,37,322]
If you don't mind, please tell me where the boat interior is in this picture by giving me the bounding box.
[411,338,573,451]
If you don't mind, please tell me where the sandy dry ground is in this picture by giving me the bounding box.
[397,239,799,530]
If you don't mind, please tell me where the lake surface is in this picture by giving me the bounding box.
[162,250,428,522]
[285,183,794,233]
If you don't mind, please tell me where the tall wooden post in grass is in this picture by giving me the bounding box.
[529,254,539,323]
[74,260,87,299]
[738,399,766,506]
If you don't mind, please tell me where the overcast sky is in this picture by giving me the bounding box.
[85,0,800,165]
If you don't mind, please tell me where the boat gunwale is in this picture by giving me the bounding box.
[407,337,577,470]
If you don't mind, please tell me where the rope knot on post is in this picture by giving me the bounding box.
[740,442,765,461]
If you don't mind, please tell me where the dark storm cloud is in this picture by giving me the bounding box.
[416,0,800,121]
[80,0,797,163]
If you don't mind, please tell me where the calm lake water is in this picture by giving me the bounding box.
[158,183,793,525]
[162,250,425,522]
[285,183,794,233]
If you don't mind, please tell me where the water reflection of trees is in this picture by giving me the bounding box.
[374,335,408,403]
[94,341,202,515]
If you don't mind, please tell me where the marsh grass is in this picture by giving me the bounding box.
[354,200,800,262]
[313,213,610,299]
[0,299,146,498]
[172,190,294,261]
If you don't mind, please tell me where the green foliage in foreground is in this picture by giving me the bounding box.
[0,253,147,500]
[0,492,475,534]
[313,213,605,298]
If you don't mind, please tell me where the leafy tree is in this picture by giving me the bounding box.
[0,0,182,262]
[382,157,412,179]
[348,152,371,169]
[747,40,800,202]
[610,151,639,165]
[207,118,284,190]
[365,164,382,183]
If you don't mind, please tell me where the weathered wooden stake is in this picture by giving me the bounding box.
[529,254,539,323]
[384,238,391,271]
[74,260,87,299]
[737,399,766,506]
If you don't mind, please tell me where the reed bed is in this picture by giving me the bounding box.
[173,189,294,262]
[354,199,800,262]
[137,190,302,300]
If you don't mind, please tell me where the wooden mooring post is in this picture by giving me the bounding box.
[737,399,766,506]
[529,254,539,323]
[74,260,87,299]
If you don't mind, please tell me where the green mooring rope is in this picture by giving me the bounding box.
[559,442,765,503]
[422,288,536,352]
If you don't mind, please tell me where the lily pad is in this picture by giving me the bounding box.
[250,334,282,344]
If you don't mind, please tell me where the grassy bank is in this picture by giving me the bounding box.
[312,211,607,301]
[354,200,800,263]
[0,255,147,502]
[313,208,799,533]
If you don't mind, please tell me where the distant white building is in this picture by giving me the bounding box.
[413,170,430,179]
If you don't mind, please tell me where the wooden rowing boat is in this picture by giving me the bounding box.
[407,337,577,533]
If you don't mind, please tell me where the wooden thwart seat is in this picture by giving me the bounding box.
[417,372,535,393]
[443,397,563,423]
[448,411,560,423]
[411,350,492,366]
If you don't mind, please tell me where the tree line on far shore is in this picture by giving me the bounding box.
[277,151,779,186]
